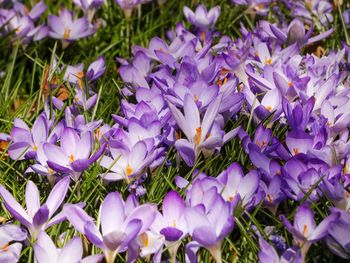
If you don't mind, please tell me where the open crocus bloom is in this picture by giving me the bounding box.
[0,224,27,263]
[183,5,220,31]
[281,205,340,260]
[169,93,223,166]
[0,177,70,241]
[64,192,157,263]
[43,127,105,181]
[48,9,95,42]
[34,231,103,263]
[184,193,234,263]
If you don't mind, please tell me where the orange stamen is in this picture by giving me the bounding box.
[265,58,272,65]
[69,154,75,163]
[63,28,71,39]
[126,164,133,176]
[194,127,202,145]
[293,148,299,155]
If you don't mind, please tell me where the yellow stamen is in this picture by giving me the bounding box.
[303,224,308,236]
[48,168,55,175]
[201,31,206,42]
[255,3,265,10]
[63,28,71,39]
[140,233,149,247]
[293,148,299,155]
[33,145,38,151]
[126,164,133,176]
[267,194,273,203]
[254,51,259,57]
[266,106,272,111]
[194,95,199,102]
[95,128,101,140]
[77,71,84,89]
[175,131,182,140]
[194,127,202,145]
[0,244,9,252]
[288,82,293,87]
[217,79,223,87]
[265,58,272,65]
[69,154,75,163]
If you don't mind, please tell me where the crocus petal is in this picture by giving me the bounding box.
[57,236,83,262]
[45,176,70,218]
[308,212,340,241]
[101,192,125,236]
[0,185,31,227]
[25,181,41,220]
[160,227,183,242]
[201,94,222,139]
[175,139,196,167]
[162,190,185,222]
[33,205,49,228]
[75,223,101,251]
[64,204,94,234]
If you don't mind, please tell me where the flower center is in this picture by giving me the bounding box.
[265,106,272,111]
[194,127,202,145]
[126,164,133,176]
[69,154,75,163]
[140,233,149,247]
[0,244,9,252]
[63,28,71,39]
[303,224,308,236]
[293,148,299,155]
[265,58,272,65]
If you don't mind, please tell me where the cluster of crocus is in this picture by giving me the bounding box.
[1,1,350,262]
[0,0,168,46]
[0,1,48,43]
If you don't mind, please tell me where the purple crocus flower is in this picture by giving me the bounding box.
[281,204,340,260]
[0,177,70,241]
[34,231,103,263]
[100,140,162,183]
[43,127,105,181]
[183,5,220,31]
[134,191,188,262]
[73,0,104,21]
[115,0,140,18]
[48,9,95,46]
[326,208,350,259]
[0,224,27,263]
[168,93,223,166]
[8,114,51,161]
[185,193,234,263]
[217,162,260,210]
[64,192,157,263]
[258,237,302,263]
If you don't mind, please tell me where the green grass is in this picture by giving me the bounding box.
[0,0,349,262]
